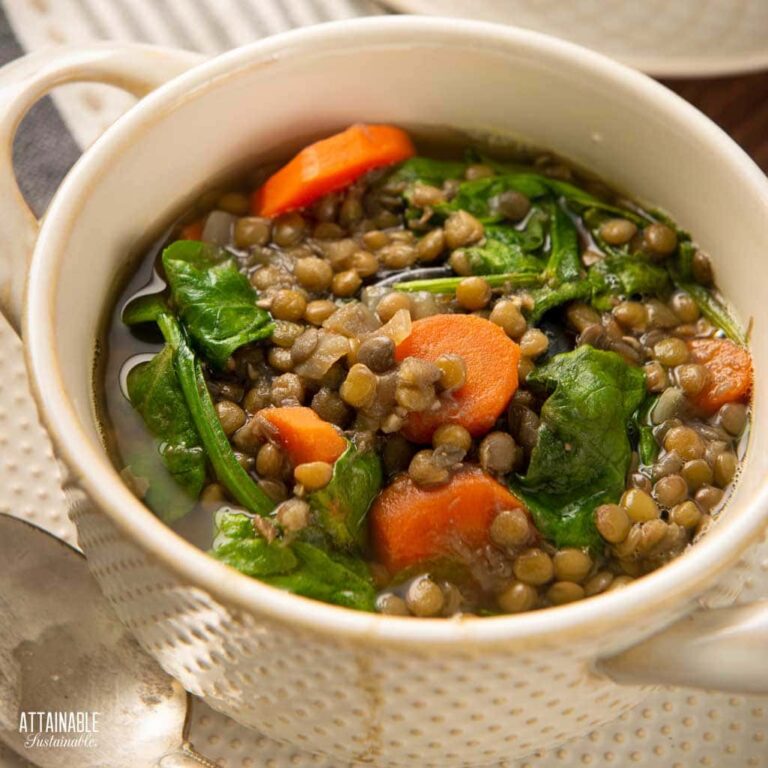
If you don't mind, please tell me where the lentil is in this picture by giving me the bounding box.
[490,300,527,338]
[497,581,538,613]
[621,488,660,522]
[553,549,593,583]
[304,299,337,325]
[479,432,519,474]
[643,222,677,256]
[547,581,585,605]
[377,292,412,323]
[600,218,637,246]
[513,548,554,586]
[234,216,271,248]
[444,210,484,248]
[432,423,472,453]
[653,474,688,507]
[215,400,246,436]
[490,508,531,549]
[417,229,445,262]
[519,328,549,358]
[456,276,492,310]
[719,402,748,436]
[664,426,705,461]
[272,290,307,322]
[405,576,445,617]
[331,270,362,298]
[256,443,284,478]
[435,354,467,392]
[340,364,377,409]
[714,451,738,487]
[595,503,631,543]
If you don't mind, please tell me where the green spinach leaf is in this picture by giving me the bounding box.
[510,346,646,549]
[307,441,382,551]
[264,542,376,611]
[210,509,298,576]
[464,237,545,275]
[162,240,273,369]
[588,254,671,310]
[389,156,467,186]
[527,281,593,324]
[158,313,275,516]
[435,174,550,221]
[122,291,168,326]
[125,346,205,521]
[544,202,582,284]
[209,510,376,611]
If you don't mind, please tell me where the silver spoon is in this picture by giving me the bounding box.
[0,514,218,768]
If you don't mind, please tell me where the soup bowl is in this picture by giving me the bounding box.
[0,18,766,767]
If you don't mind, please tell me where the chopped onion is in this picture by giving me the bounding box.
[201,210,235,245]
[294,332,350,380]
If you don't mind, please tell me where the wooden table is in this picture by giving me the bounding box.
[665,71,768,171]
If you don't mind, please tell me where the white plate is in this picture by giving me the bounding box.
[0,310,766,766]
[383,0,768,77]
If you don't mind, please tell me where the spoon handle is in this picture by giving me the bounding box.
[157,743,221,768]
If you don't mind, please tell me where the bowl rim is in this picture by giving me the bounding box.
[24,15,768,648]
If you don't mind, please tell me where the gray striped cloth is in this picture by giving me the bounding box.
[0,0,386,215]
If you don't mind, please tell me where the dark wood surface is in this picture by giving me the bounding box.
[664,72,768,172]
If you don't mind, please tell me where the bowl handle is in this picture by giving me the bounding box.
[598,599,768,693]
[0,43,205,331]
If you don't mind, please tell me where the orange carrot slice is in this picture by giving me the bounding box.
[687,338,752,415]
[395,314,521,443]
[260,406,347,466]
[370,468,526,573]
[251,124,415,217]
[180,220,203,240]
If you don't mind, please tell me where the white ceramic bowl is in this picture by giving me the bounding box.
[0,18,766,767]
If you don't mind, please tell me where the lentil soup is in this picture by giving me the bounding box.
[100,124,752,618]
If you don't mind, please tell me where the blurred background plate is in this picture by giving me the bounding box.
[383,0,768,77]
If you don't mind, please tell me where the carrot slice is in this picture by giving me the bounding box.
[251,124,415,217]
[180,220,203,240]
[370,468,526,573]
[395,314,521,443]
[687,338,752,415]
[260,406,347,466]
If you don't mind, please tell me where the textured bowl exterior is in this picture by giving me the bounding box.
[69,490,645,765]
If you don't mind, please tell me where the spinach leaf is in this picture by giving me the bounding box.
[510,346,646,549]
[122,292,168,326]
[435,174,550,221]
[544,202,582,284]
[479,158,647,224]
[209,510,376,611]
[389,156,467,186]
[544,179,646,224]
[527,281,593,324]
[308,441,382,551]
[210,509,298,576]
[264,542,376,611]
[125,345,205,521]
[158,313,275,516]
[162,240,273,369]
[491,208,549,252]
[588,254,671,310]
[464,237,545,275]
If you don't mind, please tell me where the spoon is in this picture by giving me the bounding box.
[0,514,218,768]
